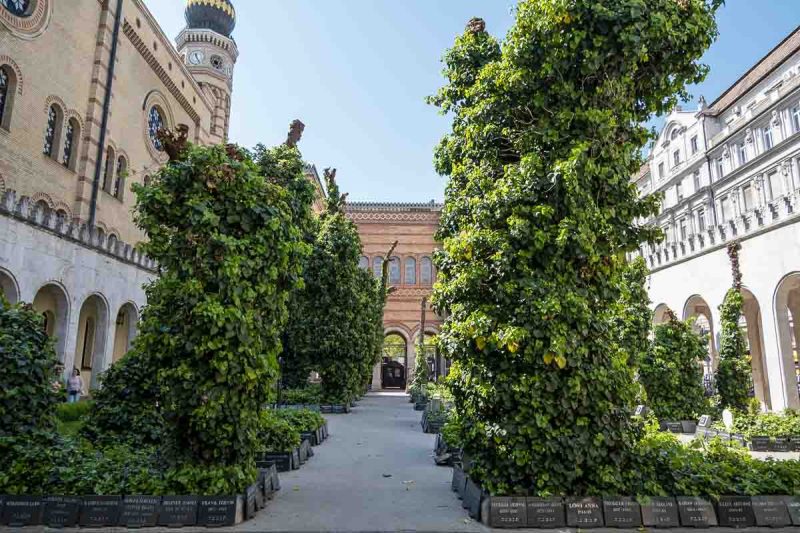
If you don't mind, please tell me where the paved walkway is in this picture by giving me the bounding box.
[238,391,485,533]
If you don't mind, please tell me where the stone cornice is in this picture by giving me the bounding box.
[347,211,441,224]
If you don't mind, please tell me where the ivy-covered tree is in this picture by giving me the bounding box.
[614,258,653,369]
[640,310,709,421]
[429,0,721,495]
[126,136,307,494]
[716,241,752,411]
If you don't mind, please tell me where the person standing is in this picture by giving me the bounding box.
[67,368,84,403]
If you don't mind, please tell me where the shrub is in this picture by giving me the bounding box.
[718,408,800,439]
[258,411,301,453]
[0,297,60,438]
[56,400,94,423]
[640,312,709,421]
[429,0,720,495]
[275,408,325,433]
[281,384,322,405]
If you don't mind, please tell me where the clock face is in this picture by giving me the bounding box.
[188,50,204,66]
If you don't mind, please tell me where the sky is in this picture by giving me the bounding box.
[143,1,800,203]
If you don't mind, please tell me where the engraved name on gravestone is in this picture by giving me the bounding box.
[603,497,641,528]
[773,437,791,452]
[677,496,718,527]
[634,405,647,417]
[2,496,43,526]
[791,436,800,452]
[197,497,238,527]
[640,496,680,528]
[158,496,198,527]
[697,415,711,429]
[119,495,160,528]
[667,421,683,433]
[750,436,770,451]
[490,497,526,528]
[751,496,792,527]
[526,497,565,528]
[566,497,603,528]
[786,496,800,525]
[43,496,81,527]
[717,496,755,527]
[80,496,121,527]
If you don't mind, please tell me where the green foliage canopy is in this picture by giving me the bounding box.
[429,0,721,495]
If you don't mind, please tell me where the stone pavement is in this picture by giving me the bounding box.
[237,391,485,533]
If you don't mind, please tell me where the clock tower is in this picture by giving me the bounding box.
[176,0,238,142]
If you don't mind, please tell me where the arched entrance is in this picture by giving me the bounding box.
[33,283,70,363]
[382,332,407,389]
[0,268,19,303]
[741,288,770,408]
[774,273,800,409]
[112,303,138,363]
[683,294,716,395]
[653,303,671,326]
[75,294,109,389]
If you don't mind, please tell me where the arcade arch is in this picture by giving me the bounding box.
[75,294,109,387]
[774,273,800,408]
[32,283,69,363]
[112,302,138,363]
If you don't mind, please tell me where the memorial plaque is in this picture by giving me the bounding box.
[526,497,565,528]
[791,436,800,452]
[43,496,81,527]
[772,437,791,452]
[565,496,603,528]
[197,497,237,527]
[263,452,292,472]
[751,436,770,451]
[717,496,755,527]
[786,496,800,525]
[751,496,791,527]
[633,405,648,417]
[291,448,301,469]
[603,497,641,528]
[489,497,526,528]
[158,496,198,527]
[271,467,281,492]
[677,496,717,527]
[2,496,43,526]
[80,495,121,527]
[697,414,712,429]
[639,496,680,528]
[119,495,160,528]
[451,466,465,495]
[244,484,258,520]
[666,421,683,433]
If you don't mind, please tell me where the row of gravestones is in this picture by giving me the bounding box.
[487,495,800,529]
[0,465,281,528]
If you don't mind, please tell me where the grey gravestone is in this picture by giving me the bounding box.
[603,497,641,528]
[791,436,800,452]
[697,414,712,429]
[197,497,237,527]
[2,496,43,526]
[677,496,717,527]
[464,479,482,519]
[80,495,121,527]
[640,496,680,528]
[786,496,800,525]
[158,496,198,527]
[717,496,755,527]
[633,405,648,417]
[245,484,258,520]
[489,497,526,528]
[565,496,603,528]
[772,437,791,452]
[526,497,565,528]
[666,421,683,433]
[119,495,160,528]
[751,496,791,527]
[43,496,81,527]
[271,467,281,492]
[751,436,770,451]
[451,466,465,495]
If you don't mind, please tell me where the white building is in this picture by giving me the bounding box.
[633,27,800,411]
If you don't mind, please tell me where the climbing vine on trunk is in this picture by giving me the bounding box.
[429,0,721,495]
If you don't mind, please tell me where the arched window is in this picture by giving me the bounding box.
[421,257,433,285]
[372,257,383,278]
[389,256,401,284]
[670,128,680,140]
[404,257,416,285]
[358,256,369,271]
[2,0,31,17]
[102,147,115,192]
[113,156,127,199]
[43,104,63,158]
[148,106,165,151]
[62,118,79,169]
[0,65,16,130]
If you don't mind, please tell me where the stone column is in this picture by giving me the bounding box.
[406,340,417,392]
[764,301,800,410]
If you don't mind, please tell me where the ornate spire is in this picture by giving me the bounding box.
[185,0,236,38]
